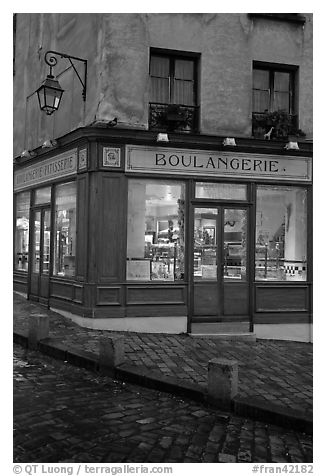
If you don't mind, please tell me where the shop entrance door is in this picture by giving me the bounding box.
[29,207,51,305]
[191,206,250,333]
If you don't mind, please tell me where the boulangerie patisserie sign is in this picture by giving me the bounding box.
[125,145,311,182]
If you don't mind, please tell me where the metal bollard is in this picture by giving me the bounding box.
[99,335,125,376]
[28,313,49,350]
[207,358,238,409]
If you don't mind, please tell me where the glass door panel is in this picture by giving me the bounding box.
[30,206,51,302]
[223,208,248,281]
[193,208,218,280]
[191,204,250,328]
[32,211,41,273]
[42,210,51,275]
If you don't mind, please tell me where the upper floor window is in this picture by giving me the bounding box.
[149,50,199,133]
[150,53,197,106]
[252,63,298,139]
[253,65,295,114]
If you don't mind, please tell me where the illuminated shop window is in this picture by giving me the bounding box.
[53,182,77,277]
[255,186,307,281]
[193,208,218,281]
[15,191,30,271]
[34,186,51,204]
[195,182,247,200]
[127,179,185,281]
[193,207,248,282]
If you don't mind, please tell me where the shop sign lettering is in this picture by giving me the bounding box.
[14,149,77,191]
[155,153,280,172]
[126,146,311,182]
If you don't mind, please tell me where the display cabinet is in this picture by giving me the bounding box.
[146,243,176,280]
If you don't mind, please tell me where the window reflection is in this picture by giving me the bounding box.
[32,211,41,273]
[255,186,307,281]
[127,180,185,281]
[53,182,77,277]
[193,208,218,280]
[196,182,247,200]
[42,210,51,275]
[35,186,51,205]
[224,209,247,281]
[15,192,30,271]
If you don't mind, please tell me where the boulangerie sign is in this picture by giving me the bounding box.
[125,145,312,182]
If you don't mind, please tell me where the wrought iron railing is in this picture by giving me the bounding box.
[149,102,199,133]
[252,111,300,139]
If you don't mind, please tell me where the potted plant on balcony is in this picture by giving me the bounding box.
[252,109,306,140]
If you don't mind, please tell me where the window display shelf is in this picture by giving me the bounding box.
[148,243,176,280]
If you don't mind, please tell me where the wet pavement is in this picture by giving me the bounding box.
[13,344,313,463]
[13,293,313,418]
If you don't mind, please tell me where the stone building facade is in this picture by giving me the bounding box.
[13,13,313,341]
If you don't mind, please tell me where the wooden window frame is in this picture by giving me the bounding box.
[253,62,297,115]
[150,48,199,107]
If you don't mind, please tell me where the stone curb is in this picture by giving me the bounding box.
[233,397,313,434]
[13,331,312,434]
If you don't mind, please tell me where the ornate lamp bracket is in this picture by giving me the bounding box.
[44,50,87,101]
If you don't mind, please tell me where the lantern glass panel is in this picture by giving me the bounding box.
[37,87,46,109]
[37,76,64,114]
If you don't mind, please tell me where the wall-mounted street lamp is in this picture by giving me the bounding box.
[36,50,87,115]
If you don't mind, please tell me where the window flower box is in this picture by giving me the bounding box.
[252,110,305,140]
[149,102,199,133]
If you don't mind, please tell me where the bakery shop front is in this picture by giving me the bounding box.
[13,131,312,340]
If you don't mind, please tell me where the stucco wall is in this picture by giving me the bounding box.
[13,13,102,157]
[13,13,313,157]
[249,14,313,138]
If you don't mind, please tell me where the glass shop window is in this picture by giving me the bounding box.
[34,186,51,205]
[53,182,77,277]
[15,191,30,271]
[195,182,247,200]
[255,186,307,281]
[127,179,185,281]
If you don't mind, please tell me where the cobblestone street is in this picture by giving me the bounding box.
[13,344,312,464]
[14,294,313,417]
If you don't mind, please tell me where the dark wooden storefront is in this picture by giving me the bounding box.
[13,127,313,334]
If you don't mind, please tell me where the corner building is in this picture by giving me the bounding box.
[13,13,313,341]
